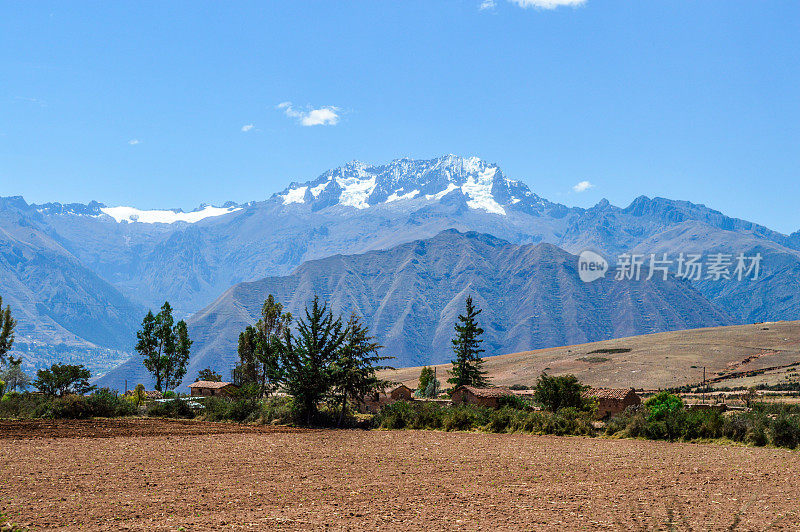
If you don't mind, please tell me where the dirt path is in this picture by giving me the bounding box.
[1,419,798,530]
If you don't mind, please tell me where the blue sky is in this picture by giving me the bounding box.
[2,1,799,233]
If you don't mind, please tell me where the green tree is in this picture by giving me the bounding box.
[330,315,393,426]
[33,364,95,396]
[644,391,684,421]
[416,366,440,398]
[281,296,347,424]
[135,302,192,391]
[533,373,587,412]
[197,368,222,382]
[133,383,146,407]
[1,356,30,392]
[447,296,488,389]
[0,295,16,365]
[234,295,292,396]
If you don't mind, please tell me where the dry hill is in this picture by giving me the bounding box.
[380,321,800,390]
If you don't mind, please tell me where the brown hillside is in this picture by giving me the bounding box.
[379,321,800,390]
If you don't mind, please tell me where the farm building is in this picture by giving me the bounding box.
[583,388,641,418]
[451,386,513,408]
[361,384,414,413]
[189,381,239,397]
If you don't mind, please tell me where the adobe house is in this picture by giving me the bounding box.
[189,381,239,397]
[361,384,414,413]
[451,385,513,408]
[583,388,641,418]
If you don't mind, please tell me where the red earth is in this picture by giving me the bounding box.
[1,418,798,530]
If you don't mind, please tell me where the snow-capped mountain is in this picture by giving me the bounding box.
[35,200,241,224]
[3,154,800,377]
[274,155,553,216]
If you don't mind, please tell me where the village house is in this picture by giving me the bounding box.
[361,384,414,413]
[583,388,641,418]
[451,385,514,408]
[189,381,239,397]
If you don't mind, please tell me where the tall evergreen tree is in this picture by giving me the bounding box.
[330,315,393,426]
[0,296,16,365]
[281,296,347,424]
[447,295,489,388]
[135,302,192,391]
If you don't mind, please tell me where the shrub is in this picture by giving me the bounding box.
[376,400,418,429]
[86,388,136,418]
[146,399,195,418]
[45,395,92,419]
[644,392,684,421]
[203,397,261,423]
[259,396,300,425]
[770,416,800,449]
[487,407,515,433]
[443,404,491,431]
[497,393,531,410]
[0,392,49,419]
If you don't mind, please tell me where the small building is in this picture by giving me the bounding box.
[583,388,641,418]
[451,385,513,408]
[189,381,239,397]
[361,384,414,413]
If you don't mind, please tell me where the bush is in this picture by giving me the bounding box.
[376,400,418,429]
[203,397,261,423]
[497,393,531,410]
[259,396,299,425]
[443,405,491,431]
[146,399,195,419]
[86,388,136,418]
[45,394,92,419]
[644,392,684,421]
[770,416,800,449]
[0,392,50,419]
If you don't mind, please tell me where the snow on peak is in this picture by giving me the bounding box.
[274,155,539,215]
[460,166,505,215]
[386,189,420,202]
[281,186,308,205]
[100,204,241,224]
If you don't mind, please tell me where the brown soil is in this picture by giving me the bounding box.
[1,419,799,531]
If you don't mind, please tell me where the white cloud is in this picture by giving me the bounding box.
[241,124,254,132]
[128,139,141,145]
[509,0,586,9]
[479,0,496,10]
[572,180,594,193]
[278,101,340,127]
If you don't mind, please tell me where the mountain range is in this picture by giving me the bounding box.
[2,154,799,385]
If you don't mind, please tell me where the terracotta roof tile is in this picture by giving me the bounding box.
[189,381,236,389]
[458,385,513,398]
[584,388,638,401]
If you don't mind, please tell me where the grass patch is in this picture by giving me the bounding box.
[577,356,610,363]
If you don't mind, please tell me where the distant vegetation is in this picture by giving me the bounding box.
[576,356,610,363]
[3,289,799,450]
[587,348,631,354]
